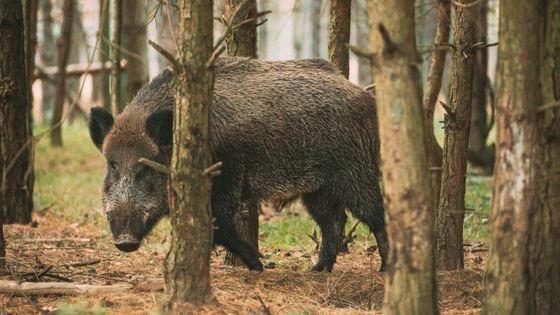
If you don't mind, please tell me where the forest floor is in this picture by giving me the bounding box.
[1,124,493,314]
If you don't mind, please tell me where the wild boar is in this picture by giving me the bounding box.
[89,57,387,272]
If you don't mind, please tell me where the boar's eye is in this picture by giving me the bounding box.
[108,160,117,172]
[134,164,150,180]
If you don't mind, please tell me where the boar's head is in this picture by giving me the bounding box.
[89,107,173,252]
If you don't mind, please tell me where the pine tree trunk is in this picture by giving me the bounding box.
[435,0,476,271]
[99,0,111,111]
[223,0,259,267]
[123,0,148,101]
[485,0,545,313]
[0,1,34,224]
[40,0,56,121]
[50,0,74,147]
[534,0,560,312]
[110,0,123,116]
[369,1,438,314]
[467,1,494,172]
[164,0,214,310]
[422,0,449,207]
[328,0,350,78]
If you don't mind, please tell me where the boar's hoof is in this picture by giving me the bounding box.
[310,262,333,272]
[114,235,141,252]
[248,261,264,272]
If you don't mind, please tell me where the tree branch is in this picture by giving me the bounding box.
[148,39,179,70]
[138,158,171,175]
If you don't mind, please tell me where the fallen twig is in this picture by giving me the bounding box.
[256,295,273,315]
[60,259,101,268]
[18,238,91,243]
[0,277,164,296]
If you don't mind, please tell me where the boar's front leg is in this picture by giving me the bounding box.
[211,176,263,271]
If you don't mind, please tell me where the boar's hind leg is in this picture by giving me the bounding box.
[214,222,264,271]
[345,185,388,272]
[303,191,344,272]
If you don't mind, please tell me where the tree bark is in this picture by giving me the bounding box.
[467,0,494,172]
[534,0,560,313]
[369,1,438,314]
[99,0,111,111]
[164,0,214,310]
[39,0,56,121]
[422,0,449,208]
[0,0,34,224]
[223,0,259,267]
[123,0,148,101]
[225,0,257,58]
[329,0,350,78]
[435,0,476,271]
[485,0,546,313]
[49,0,74,147]
[110,0,123,116]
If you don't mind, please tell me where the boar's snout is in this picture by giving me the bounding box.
[114,234,141,252]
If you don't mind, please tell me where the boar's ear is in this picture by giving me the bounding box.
[146,109,173,148]
[89,107,114,150]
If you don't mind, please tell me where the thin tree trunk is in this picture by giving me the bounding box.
[225,0,257,57]
[40,0,56,121]
[0,1,34,224]
[23,0,38,114]
[485,0,545,313]
[223,0,259,267]
[99,0,111,111]
[123,0,148,101]
[369,1,438,314]
[534,0,560,313]
[353,0,371,86]
[435,0,476,271]
[310,0,322,58]
[110,0,123,116]
[164,0,214,310]
[49,0,74,147]
[67,4,84,124]
[155,3,177,71]
[257,0,268,58]
[292,0,304,59]
[422,0,449,208]
[467,1,494,172]
[328,0,350,78]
